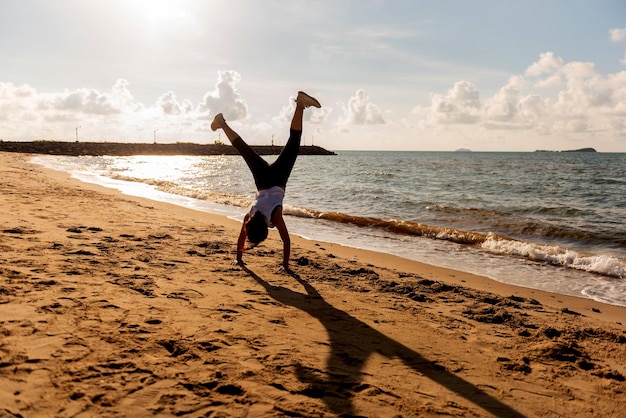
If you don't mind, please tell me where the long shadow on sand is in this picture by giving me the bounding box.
[242,266,524,417]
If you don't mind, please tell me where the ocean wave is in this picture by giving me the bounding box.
[356,170,395,177]
[313,211,490,245]
[521,206,595,216]
[106,172,626,280]
[481,236,626,279]
[288,210,625,280]
[591,177,626,185]
[492,219,626,247]
[426,204,625,247]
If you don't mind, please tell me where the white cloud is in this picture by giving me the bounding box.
[410,52,626,141]
[0,73,250,141]
[197,71,248,121]
[609,26,626,42]
[497,55,626,135]
[1,52,625,150]
[552,64,626,133]
[525,52,564,77]
[0,73,330,143]
[157,91,193,116]
[0,82,36,100]
[534,74,562,89]
[341,89,385,125]
[0,82,37,121]
[483,90,549,131]
[33,79,143,121]
[484,77,526,124]
[51,89,120,115]
[419,81,481,125]
[111,79,143,112]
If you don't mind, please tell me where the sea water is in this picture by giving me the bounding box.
[32,151,626,307]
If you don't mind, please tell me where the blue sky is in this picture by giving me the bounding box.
[1,0,625,151]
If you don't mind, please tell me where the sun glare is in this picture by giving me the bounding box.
[128,0,190,26]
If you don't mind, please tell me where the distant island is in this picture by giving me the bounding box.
[454,148,472,152]
[535,147,597,153]
[0,141,336,156]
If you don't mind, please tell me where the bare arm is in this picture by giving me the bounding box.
[272,207,291,269]
[236,213,249,265]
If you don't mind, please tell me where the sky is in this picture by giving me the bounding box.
[1,0,626,152]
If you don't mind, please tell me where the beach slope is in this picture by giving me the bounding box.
[1,152,625,417]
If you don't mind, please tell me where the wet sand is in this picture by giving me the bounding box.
[1,152,625,417]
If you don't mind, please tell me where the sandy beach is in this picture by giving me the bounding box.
[1,152,625,418]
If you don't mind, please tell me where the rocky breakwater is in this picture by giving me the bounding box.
[0,141,336,156]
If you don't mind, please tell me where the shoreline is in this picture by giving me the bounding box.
[21,152,626,321]
[2,151,625,417]
[32,153,626,308]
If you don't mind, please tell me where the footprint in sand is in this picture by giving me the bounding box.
[166,288,204,301]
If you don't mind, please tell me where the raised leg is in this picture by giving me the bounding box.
[211,113,269,188]
[271,92,321,187]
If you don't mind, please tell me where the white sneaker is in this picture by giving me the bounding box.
[211,113,225,131]
[296,91,321,108]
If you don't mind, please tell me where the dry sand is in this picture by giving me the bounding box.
[1,152,625,417]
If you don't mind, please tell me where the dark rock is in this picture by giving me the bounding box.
[0,141,336,156]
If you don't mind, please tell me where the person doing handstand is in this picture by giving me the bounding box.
[210,91,321,270]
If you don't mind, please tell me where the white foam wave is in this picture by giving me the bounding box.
[30,155,626,306]
[481,235,626,279]
[581,284,626,307]
[109,173,252,208]
[283,205,317,218]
